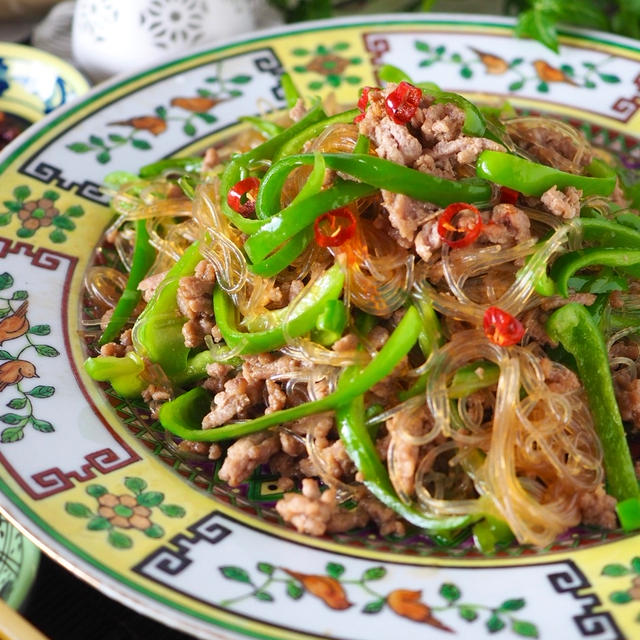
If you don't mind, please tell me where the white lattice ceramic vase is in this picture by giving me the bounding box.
[71,0,283,82]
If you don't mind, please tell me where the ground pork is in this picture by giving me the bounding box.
[275,479,369,536]
[201,362,233,395]
[481,203,532,246]
[414,219,442,262]
[386,407,426,497]
[428,135,502,165]
[137,270,168,302]
[360,495,406,537]
[289,98,307,123]
[265,379,287,414]
[381,192,437,243]
[177,259,217,348]
[141,383,171,420]
[539,357,580,393]
[577,486,617,529]
[614,369,640,430]
[202,146,219,171]
[540,185,582,219]
[218,432,281,486]
[202,376,259,429]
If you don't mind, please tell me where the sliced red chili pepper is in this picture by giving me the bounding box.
[227,176,260,217]
[483,306,525,347]
[437,202,483,249]
[499,186,520,205]
[314,207,356,248]
[385,81,422,125]
[354,86,374,124]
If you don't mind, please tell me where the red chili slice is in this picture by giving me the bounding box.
[227,176,260,217]
[314,207,356,248]
[437,202,483,249]
[385,81,422,125]
[354,86,374,123]
[483,306,525,347]
[499,186,520,205]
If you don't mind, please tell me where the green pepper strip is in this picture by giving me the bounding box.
[476,150,616,197]
[335,393,475,532]
[219,102,326,233]
[248,152,326,276]
[138,157,203,179]
[238,115,284,139]
[84,351,147,398]
[99,219,156,345]
[273,109,360,163]
[353,134,370,155]
[312,299,347,346]
[546,303,640,504]
[158,305,422,441]
[551,248,640,297]
[378,64,412,84]
[257,152,492,220]
[578,217,640,248]
[214,263,344,354]
[246,181,377,264]
[133,242,203,378]
[280,72,300,108]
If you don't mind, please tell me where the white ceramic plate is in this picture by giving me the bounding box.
[0,14,639,640]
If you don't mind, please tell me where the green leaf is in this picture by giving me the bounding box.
[254,590,273,602]
[28,325,51,336]
[220,566,251,583]
[158,503,185,518]
[30,418,54,433]
[86,484,107,498]
[131,138,152,150]
[610,590,633,604]
[0,413,24,425]
[286,580,304,599]
[204,76,218,83]
[362,599,384,613]
[510,57,524,67]
[49,229,66,244]
[89,135,105,147]
[0,309,9,319]
[537,81,549,93]
[451,53,462,63]
[155,105,167,118]
[42,190,59,201]
[308,81,324,91]
[7,398,25,409]
[197,88,213,97]
[196,112,217,124]
[144,523,164,538]
[27,385,55,398]
[561,64,574,76]
[362,567,386,581]
[509,80,525,91]
[96,150,111,164]
[333,41,349,51]
[345,76,361,85]
[230,74,251,84]
[228,89,242,98]
[292,47,310,56]
[349,57,362,65]
[87,516,111,530]
[500,598,526,611]
[515,9,559,53]
[183,122,196,136]
[35,344,59,357]
[67,142,92,153]
[599,73,621,83]
[66,205,84,218]
[11,290,27,300]
[459,605,478,621]
[0,349,14,360]
[257,562,275,575]
[511,619,539,638]
[435,45,446,55]
[108,530,133,549]
[108,133,127,143]
[584,79,597,89]
[583,62,597,70]
[415,40,431,52]
[124,477,147,494]
[52,216,75,231]
[326,562,345,579]
[65,502,92,518]
[439,583,461,603]
[460,66,473,79]
[631,557,640,573]
[0,214,12,226]
[1,426,23,443]
[419,59,433,67]
[602,563,630,577]
[137,491,164,507]
[13,186,30,201]
[0,273,14,290]
[486,613,505,633]
[4,201,21,212]
[16,228,35,239]
[293,65,307,74]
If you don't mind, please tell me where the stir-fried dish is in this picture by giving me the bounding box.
[84,69,640,551]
